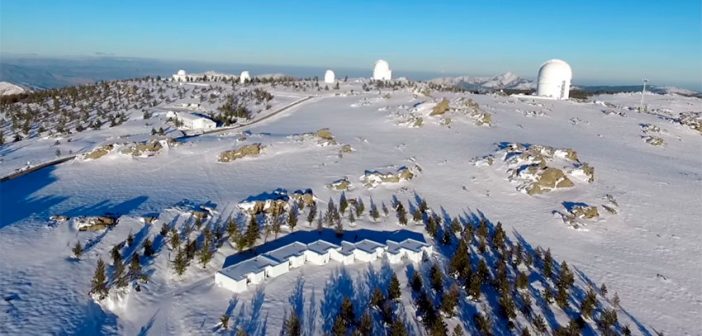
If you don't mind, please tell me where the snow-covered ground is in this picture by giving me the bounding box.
[0,81,700,335]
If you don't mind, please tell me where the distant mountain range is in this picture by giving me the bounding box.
[430,72,535,91]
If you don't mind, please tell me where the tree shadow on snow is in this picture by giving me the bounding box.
[0,166,68,228]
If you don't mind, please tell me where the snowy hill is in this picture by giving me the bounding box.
[0,77,700,335]
[0,81,27,96]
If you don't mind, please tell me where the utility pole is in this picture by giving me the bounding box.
[640,79,648,112]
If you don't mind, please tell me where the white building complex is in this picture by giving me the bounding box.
[172,69,188,82]
[324,69,336,84]
[536,59,572,100]
[215,236,433,293]
[373,59,392,81]
[166,111,216,130]
[240,71,251,84]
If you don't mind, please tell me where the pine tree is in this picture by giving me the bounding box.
[72,241,83,259]
[173,247,188,276]
[129,253,142,281]
[127,232,134,247]
[143,238,154,257]
[198,236,214,268]
[227,217,240,242]
[412,208,422,222]
[533,314,547,333]
[441,284,460,317]
[90,258,109,299]
[580,287,597,319]
[389,272,401,300]
[369,202,380,221]
[335,215,344,237]
[371,287,385,307]
[114,259,128,288]
[339,192,348,214]
[357,310,373,335]
[516,271,529,289]
[600,283,608,296]
[449,238,470,278]
[382,202,389,217]
[348,210,356,224]
[452,324,465,336]
[160,223,169,236]
[430,263,443,293]
[169,227,180,249]
[283,310,302,336]
[355,198,365,217]
[396,203,408,225]
[411,271,424,292]
[389,319,409,336]
[613,291,620,308]
[340,296,355,326]
[316,210,323,232]
[220,314,230,330]
[468,273,482,300]
[288,207,298,231]
[245,215,260,248]
[543,248,553,278]
[331,316,346,336]
[450,217,461,233]
[307,202,317,224]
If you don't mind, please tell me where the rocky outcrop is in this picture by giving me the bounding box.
[642,135,664,146]
[218,143,263,162]
[328,177,352,191]
[523,167,574,195]
[315,128,337,145]
[429,98,450,116]
[76,215,118,232]
[84,144,115,160]
[360,166,415,188]
[291,189,316,207]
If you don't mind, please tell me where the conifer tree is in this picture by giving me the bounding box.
[449,238,470,278]
[220,314,230,330]
[441,284,460,317]
[160,223,169,236]
[90,258,109,299]
[288,207,298,231]
[282,310,301,336]
[198,236,214,268]
[468,273,482,301]
[452,325,465,336]
[389,319,409,336]
[355,198,365,217]
[127,232,134,246]
[245,215,260,248]
[129,253,142,281]
[143,238,154,257]
[369,202,380,222]
[339,192,348,214]
[396,203,408,225]
[173,248,188,276]
[543,248,553,278]
[430,263,443,293]
[533,314,547,333]
[307,202,317,225]
[411,272,423,292]
[348,210,356,224]
[389,272,401,300]
[412,208,422,222]
[227,217,240,242]
[371,287,385,308]
[72,241,83,259]
[169,228,180,249]
[382,202,389,217]
[357,310,373,335]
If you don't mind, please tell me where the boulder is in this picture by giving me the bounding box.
[361,167,415,187]
[77,215,118,232]
[315,128,336,144]
[570,204,599,219]
[340,144,354,153]
[328,178,352,191]
[84,144,114,160]
[642,135,664,146]
[218,143,263,162]
[525,167,574,195]
[291,189,316,207]
[130,141,163,157]
[430,98,450,116]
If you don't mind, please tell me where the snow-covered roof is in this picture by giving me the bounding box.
[307,240,340,254]
[339,241,356,256]
[172,112,213,122]
[397,238,430,253]
[265,242,308,262]
[219,255,280,281]
[354,239,385,253]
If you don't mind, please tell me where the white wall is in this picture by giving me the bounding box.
[266,263,290,278]
[305,251,330,265]
[215,272,247,293]
[247,271,266,284]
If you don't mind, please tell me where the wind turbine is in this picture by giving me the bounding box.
[640,79,648,112]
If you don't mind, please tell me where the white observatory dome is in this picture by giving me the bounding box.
[536,59,572,100]
[324,69,335,84]
[177,69,186,76]
[239,71,251,84]
[373,59,392,81]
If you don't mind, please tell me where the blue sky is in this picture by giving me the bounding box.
[1,0,701,88]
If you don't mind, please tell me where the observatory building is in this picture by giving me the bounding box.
[536,59,572,100]
[172,69,187,82]
[324,70,336,84]
[240,71,251,84]
[373,60,392,81]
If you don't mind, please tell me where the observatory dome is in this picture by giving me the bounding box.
[240,71,251,84]
[373,60,392,81]
[536,59,572,100]
[324,70,335,84]
[177,69,186,76]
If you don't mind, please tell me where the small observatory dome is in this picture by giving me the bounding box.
[536,59,572,100]
[177,69,186,76]
[373,59,392,81]
[239,71,251,84]
[324,70,335,84]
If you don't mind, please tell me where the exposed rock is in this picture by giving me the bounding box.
[328,178,352,191]
[84,144,114,160]
[570,204,599,219]
[361,166,415,188]
[239,189,290,215]
[429,98,450,116]
[642,135,664,146]
[218,143,263,162]
[315,128,337,145]
[76,215,118,232]
[475,112,492,126]
[412,116,424,127]
[340,144,354,153]
[524,167,574,195]
[129,141,163,157]
[291,189,316,207]
[678,112,702,135]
